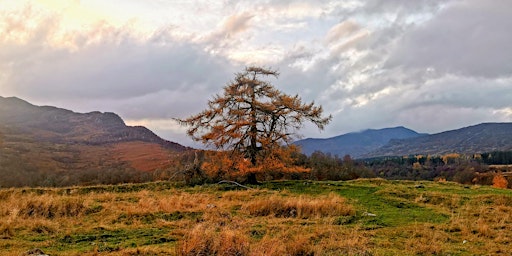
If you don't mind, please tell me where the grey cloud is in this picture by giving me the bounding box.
[360,0,445,14]
[386,0,512,78]
[5,38,232,100]
[291,0,512,139]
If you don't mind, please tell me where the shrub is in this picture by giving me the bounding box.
[493,174,509,189]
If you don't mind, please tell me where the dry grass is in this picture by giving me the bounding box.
[178,224,250,256]
[1,180,511,255]
[0,185,361,255]
[244,192,354,218]
[177,192,362,256]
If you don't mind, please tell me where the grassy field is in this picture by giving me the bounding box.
[1,179,511,255]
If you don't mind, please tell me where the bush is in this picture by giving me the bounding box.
[493,174,509,189]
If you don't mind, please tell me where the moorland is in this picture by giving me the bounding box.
[1,179,511,255]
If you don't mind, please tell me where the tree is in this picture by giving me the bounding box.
[178,66,331,183]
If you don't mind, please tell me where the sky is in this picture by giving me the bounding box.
[1,0,512,147]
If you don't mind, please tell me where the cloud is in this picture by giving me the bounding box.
[1,0,511,145]
[326,20,361,43]
[386,0,512,78]
[221,12,254,36]
[2,25,234,102]
[0,3,238,127]
[306,1,512,135]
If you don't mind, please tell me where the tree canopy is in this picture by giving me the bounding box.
[178,66,331,183]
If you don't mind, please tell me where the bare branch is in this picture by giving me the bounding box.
[217,180,254,190]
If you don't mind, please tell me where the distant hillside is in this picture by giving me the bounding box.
[0,96,187,150]
[365,123,512,157]
[294,127,424,158]
[0,96,190,187]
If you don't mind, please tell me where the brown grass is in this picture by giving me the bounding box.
[0,186,361,255]
[2,180,512,255]
[244,192,354,218]
[176,192,363,256]
[178,224,250,256]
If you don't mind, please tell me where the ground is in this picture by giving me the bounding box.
[1,179,511,255]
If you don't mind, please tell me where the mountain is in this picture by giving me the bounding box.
[294,127,425,158]
[365,123,512,157]
[0,96,190,187]
[0,96,187,150]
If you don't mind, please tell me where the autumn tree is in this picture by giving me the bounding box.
[178,66,331,184]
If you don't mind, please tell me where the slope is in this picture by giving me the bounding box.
[366,123,512,157]
[0,96,190,187]
[294,126,424,158]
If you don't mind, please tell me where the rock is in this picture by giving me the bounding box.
[415,184,425,189]
[289,209,297,217]
[22,248,50,256]
[363,212,377,217]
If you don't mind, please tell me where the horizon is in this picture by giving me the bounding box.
[3,94,510,148]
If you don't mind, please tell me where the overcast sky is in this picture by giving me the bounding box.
[1,0,511,147]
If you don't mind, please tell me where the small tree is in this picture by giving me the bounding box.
[178,66,331,183]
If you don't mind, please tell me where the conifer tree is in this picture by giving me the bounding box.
[178,66,331,183]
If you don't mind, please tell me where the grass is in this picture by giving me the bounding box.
[1,179,511,255]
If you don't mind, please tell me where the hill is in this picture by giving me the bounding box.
[0,96,190,187]
[366,123,512,157]
[0,96,187,149]
[294,126,424,158]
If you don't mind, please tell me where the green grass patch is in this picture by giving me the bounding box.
[264,179,450,227]
[114,211,203,225]
[54,227,175,252]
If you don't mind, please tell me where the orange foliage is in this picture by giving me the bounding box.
[492,174,509,189]
[201,146,309,182]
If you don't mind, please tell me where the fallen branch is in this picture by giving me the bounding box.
[217,180,254,190]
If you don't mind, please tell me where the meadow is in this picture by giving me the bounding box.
[1,179,511,255]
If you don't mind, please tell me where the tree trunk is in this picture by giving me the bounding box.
[249,82,258,166]
[246,172,259,185]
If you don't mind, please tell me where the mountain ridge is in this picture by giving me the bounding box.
[296,122,512,159]
[364,122,512,157]
[294,126,425,158]
[0,96,188,151]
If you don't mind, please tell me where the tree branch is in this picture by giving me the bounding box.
[217,180,254,190]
